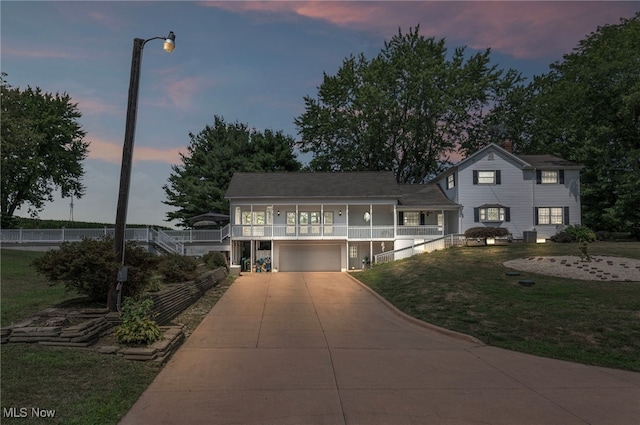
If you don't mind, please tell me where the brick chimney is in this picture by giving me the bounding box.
[502,139,513,153]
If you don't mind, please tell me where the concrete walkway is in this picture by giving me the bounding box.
[119,272,640,425]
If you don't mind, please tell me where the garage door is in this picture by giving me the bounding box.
[279,244,341,272]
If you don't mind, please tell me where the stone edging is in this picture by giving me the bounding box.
[97,325,185,364]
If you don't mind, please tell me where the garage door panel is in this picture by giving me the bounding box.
[280,244,341,272]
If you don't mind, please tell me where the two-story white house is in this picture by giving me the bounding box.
[431,143,583,241]
[225,172,461,272]
[225,144,582,272]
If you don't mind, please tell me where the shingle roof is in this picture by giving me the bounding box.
[398,184,461,209]
[517,155,582,169]
[429,143,583,182]
[225,172,401,199]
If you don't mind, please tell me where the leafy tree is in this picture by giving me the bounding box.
[0,74,89,228]
[295,26,523,183]
[521,13,640,236]
[163,115,301,227]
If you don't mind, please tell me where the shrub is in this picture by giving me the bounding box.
[566,225,596,243]
[550,231,574,243]
[551,225,596,243]
[156,254,198,283]
[203,251,228,271]
[464,227,510,239]
[114,298,161,345]
[32,236,158,303]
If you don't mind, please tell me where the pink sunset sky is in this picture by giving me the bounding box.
[2,1,637,225]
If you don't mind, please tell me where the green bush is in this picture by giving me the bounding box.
[203,251,228,271]
[114,298,161,345]
[550,231,574,243]
[464,227,510,239]
[31,236,158,303]
[156,254,198,283]
[566,225,596,242]
[551,225,596,243]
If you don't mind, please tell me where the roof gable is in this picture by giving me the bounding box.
[430,143,582,182]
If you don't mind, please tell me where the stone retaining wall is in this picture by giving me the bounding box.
[149,267,227,325]
[1,266,228,354]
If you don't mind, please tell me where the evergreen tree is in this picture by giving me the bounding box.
[163,116,301,227]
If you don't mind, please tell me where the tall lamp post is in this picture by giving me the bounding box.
[110,31,176,311]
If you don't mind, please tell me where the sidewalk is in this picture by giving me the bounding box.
[119,272,640,425]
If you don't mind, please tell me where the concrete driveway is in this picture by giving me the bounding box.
[119,272,640,425]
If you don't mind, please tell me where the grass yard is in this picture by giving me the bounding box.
[1,250,80,327]
[1,344,159,425]
[0,249,233,424]
[354,241,640,372]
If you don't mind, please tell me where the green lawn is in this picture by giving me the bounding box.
[1,249,80,327]
[1,344,159,425]
[354,241,640,371]
[0,248,233,425]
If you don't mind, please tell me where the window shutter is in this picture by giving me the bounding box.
[559,170,565,184]
[495,170,501,185]
[505,207,511,222]
[563,207,570,225]
[536,170,542,184]
[473,170,478,185]
[398,211,404,226]
[474,208,479,222]
[534,207,539,225]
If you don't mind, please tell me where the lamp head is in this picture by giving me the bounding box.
[163,31,175,53]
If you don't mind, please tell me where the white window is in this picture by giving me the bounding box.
[253,211,265,225]
[286,212,296,225]
[323,212,334,225]
[349,245,358,258]
[403,212,420,226]
[447,174,455,189]
[541,171,558,184]
[299,212,309,225]
[310,212,321,225]
[538,207,564,225]
[266,206,273,225]
[478,171,496,184]
[241,211,252,225]
[479,207,505,222]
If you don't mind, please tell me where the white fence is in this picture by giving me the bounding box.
[0,225,231,256]
[374,234,466,264]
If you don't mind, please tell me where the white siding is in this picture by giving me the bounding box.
[454,147,581,239]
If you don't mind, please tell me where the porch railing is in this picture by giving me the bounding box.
[374,233,466,264]
[230,224,442,240]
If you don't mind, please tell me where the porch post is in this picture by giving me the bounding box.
[393,204,397,239]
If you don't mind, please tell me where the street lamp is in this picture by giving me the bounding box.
[110,31,176,311]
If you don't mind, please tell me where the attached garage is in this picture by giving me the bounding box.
[277,243,343,272]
